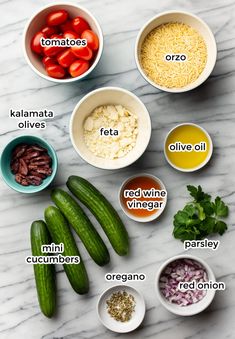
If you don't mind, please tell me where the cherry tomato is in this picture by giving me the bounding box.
[72,17,90,35]
[57,48,76,68]
[46,9,68,26]
[43,35,66,57]
[60,20,74,33]
[50,34,63,39]
[43,46,61,57]
[41,26,58,37]
[81,30,99,51]
[71,46,93,60]
[31,32,46,54]
[69,60,89,77]
[46,64,66,79]
[42,56,56,67]
[63,30,79,40]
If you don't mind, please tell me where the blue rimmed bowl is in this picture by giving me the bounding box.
[0,135,58,193]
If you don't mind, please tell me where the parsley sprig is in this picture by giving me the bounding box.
[173,185,229,241]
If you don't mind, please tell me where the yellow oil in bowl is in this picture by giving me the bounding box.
[164,123,213,172]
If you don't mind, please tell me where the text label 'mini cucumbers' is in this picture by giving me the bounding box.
[44,206,89,294]
[67,176,129,256]
[30,220,56,318]
[51,188,110,266]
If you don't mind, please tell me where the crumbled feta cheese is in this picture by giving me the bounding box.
[83,105,138,159]
[84,117,94,131]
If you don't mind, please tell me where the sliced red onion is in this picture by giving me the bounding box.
[159,259,208,306]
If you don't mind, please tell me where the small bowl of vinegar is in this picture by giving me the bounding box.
[119,173,167,222]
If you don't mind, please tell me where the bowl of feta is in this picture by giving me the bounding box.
[70,87,151,170]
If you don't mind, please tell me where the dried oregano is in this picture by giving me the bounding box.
[106,290,136,322]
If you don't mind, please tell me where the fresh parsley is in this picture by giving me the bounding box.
[173,185,229,241]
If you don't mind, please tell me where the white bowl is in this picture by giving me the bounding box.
[23,2,103,83]
[97,284,146,333]
[155,255,216,316]
[135,10,217,93]
[70,87,152,170]
[119,173,167,222]
[164,123,213,172]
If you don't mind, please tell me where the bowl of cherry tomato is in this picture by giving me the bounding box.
[23,2,103,82]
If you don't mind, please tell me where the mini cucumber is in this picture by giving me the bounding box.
[30,220,56,318]
[44,206,89,294]
[51,188,110,266]
[66,176,129,256]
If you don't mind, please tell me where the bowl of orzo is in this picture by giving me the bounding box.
[135,11,217,93]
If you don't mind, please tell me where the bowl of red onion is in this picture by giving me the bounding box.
[156,255,216,316]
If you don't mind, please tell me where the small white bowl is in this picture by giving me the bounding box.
[135,10,217,93]
[97,284,146,333]
[119,173,167,222]
[155,255,216,316]
[164,123,213,172]
[23,2,103,83]
[70,87,151,170]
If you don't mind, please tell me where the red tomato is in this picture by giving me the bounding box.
[60,20,74,32]
[31,32,46,54]
[71,46,93,60]
[46,9,68,26]
[81,30,99,51]
[69,60,89,77]
[72,17,90,35]
[41,26,58,37]
[57,48,76,68]
[50,34,63,39]
[63,30,79,39]
[43,35,66,57]
[43,46,62,57]
[42,56,56,67]
[46,64,66,79]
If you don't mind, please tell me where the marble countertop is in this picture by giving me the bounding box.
[1,0,235,338]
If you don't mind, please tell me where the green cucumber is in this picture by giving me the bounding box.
[66,176,129,256]
[51,188,110,266]
[30,220,56,318]
[44,206,89,294]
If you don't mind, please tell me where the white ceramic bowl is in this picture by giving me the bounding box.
[70,87,151,170]
[23,2,103,83]
[155,255,216,316]
[97,284,146,333]
[164,123,213,172]
[119,173,167,222]
[135,10,217,93]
